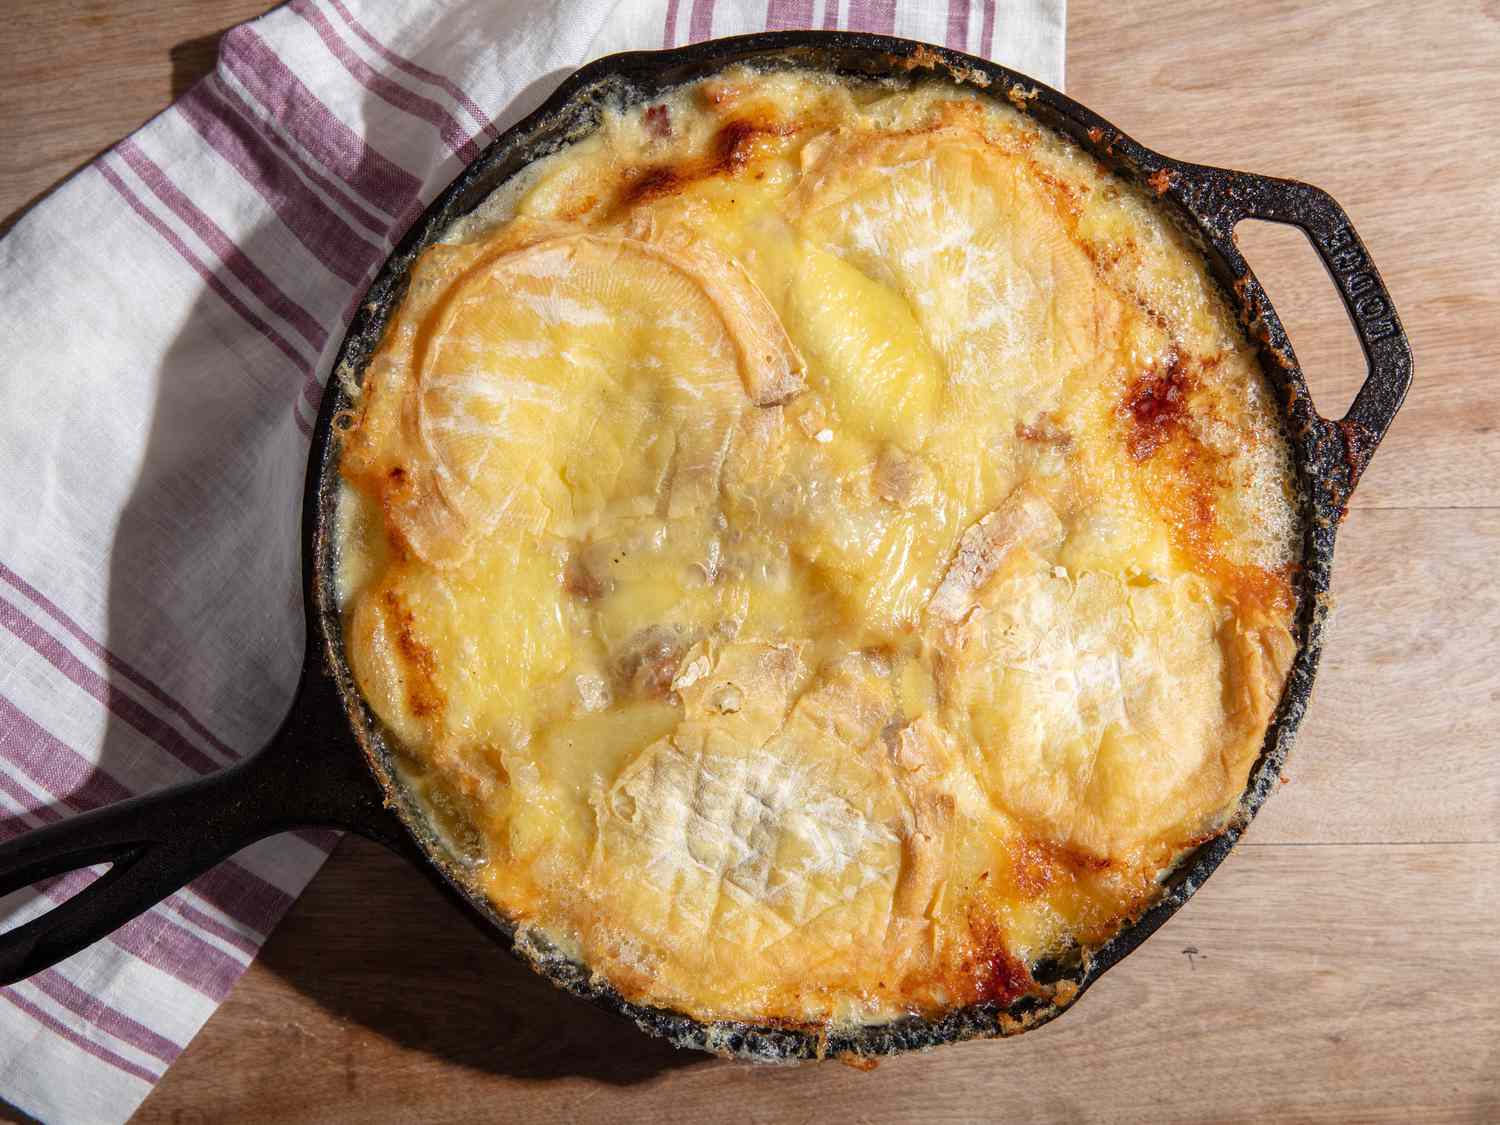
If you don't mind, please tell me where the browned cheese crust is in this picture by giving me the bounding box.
[334,69,1301,1029]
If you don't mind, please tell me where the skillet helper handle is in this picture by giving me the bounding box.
[0,663,406,985]
[1174,166,1413,496]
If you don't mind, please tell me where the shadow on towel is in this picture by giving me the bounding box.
[81,36,701,1088]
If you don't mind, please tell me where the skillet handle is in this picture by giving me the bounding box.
[1173,166,1413,498]
[0,661,408,985]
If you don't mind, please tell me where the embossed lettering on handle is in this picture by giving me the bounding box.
[1318,224,1398,343]
[1163,163,1413,503]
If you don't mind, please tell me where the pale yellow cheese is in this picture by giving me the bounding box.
[335,68,1301,1029]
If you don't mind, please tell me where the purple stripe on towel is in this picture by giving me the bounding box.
[766,0,815,29]
[0,593,222,778]
[218,25,422,219]
[0,990,161,1084]
[33,971,182,1065]
[845,0,897,34]
[947,0,971,50]
[117,140,328,354]
[176,84,383,287]
[290,0,482,163]
[663,0,684,46]
[325,0,499,142]
[210,75,390,237]
[95,159,319,433]
[0,561,237,764]
[688,0,717,42]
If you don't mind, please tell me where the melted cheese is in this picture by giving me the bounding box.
[335,68,1301,1029]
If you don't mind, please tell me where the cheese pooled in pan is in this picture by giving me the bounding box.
[335,68,1301,1028]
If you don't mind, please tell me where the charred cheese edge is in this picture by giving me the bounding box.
[334,68,1301,1029]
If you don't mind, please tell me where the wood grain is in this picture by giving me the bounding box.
[130,837,1500,1125]
[0,0,271,238]
[1251,508,1500,846]
[0,1,1495,1122]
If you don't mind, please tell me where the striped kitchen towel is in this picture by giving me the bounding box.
[0,1,1064,1120]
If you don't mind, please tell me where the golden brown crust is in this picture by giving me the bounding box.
[334,69,1301,1028]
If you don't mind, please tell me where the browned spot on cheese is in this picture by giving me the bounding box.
[562,556,605,601]
[1025,157,1089,218]
[976,948,1032,1006]
[962,910,1034,1006]
[1171,488,1294,613]
[1015,415,1072,448]
[620,116,797,210]
[612,625,687,699]
[383,588,444,720]
[714,117,795,174]
[623,165,683,206]
[377,467,415,562]
[1077,236,1127,273]
[643,103,671,138]
[1122,349,1191,462]
[1010,837,1111,898]
[1226,560,1297,616]
[1119,352,1296,616]
[1147,167,1175,196]
[556,192,598,222]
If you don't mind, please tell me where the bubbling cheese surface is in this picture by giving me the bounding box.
[336,68,1301,1028]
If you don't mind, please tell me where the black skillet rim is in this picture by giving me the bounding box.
[306,30,1391,1061]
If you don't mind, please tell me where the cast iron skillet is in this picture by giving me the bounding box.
[0,32,1412,1061]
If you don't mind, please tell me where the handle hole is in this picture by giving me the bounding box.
[0,862,115,937]
[1235,219,1365,420]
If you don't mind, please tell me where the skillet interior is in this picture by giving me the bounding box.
[307,31,1384,1061]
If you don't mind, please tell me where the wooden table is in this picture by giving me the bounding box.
[3,3,1497,1121]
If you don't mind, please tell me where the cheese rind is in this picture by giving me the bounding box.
[336,69,1300,1027]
